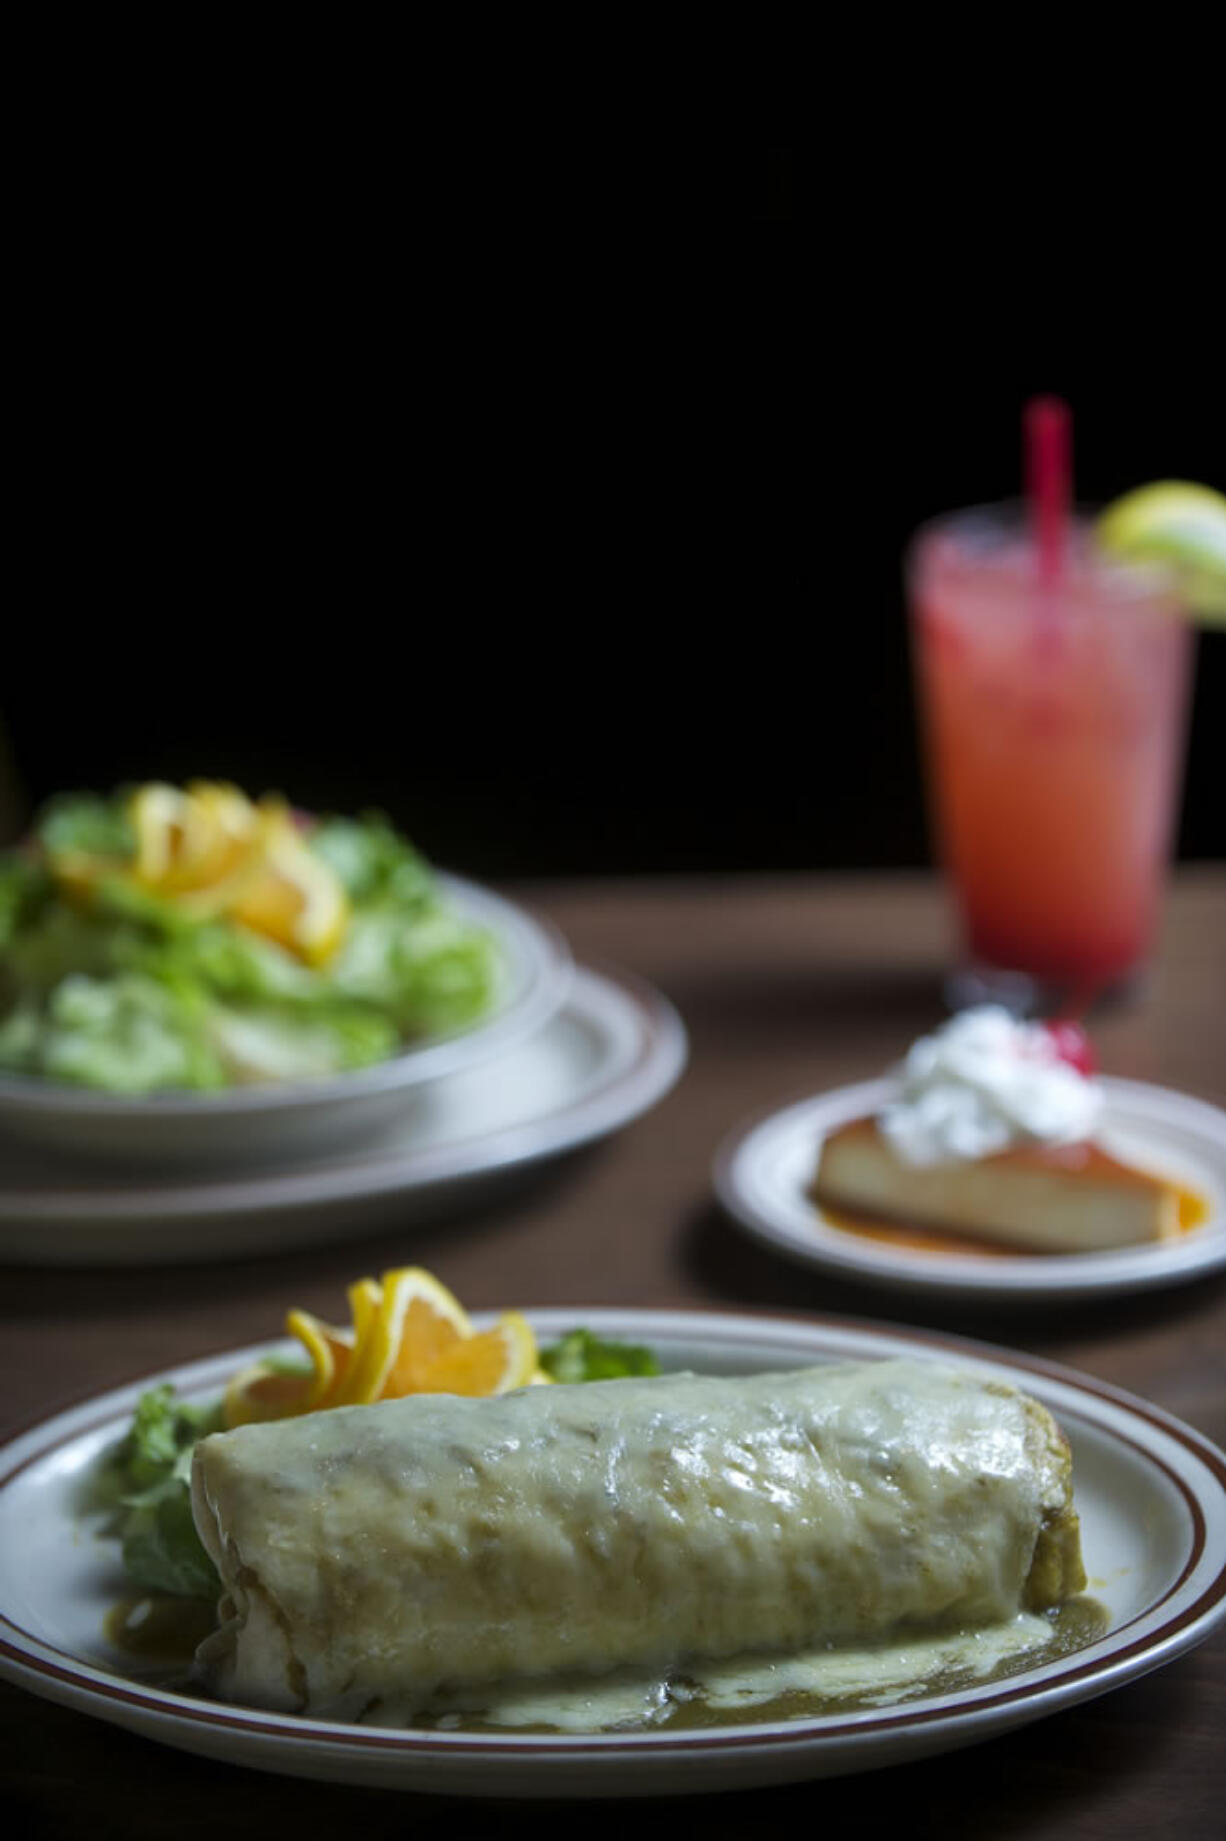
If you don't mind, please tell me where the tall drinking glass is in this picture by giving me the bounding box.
[907,503,1196,1013]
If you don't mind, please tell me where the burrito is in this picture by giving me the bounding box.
[190,1358,1085,1719]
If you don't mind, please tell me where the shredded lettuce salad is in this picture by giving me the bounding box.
[0,793,499,1093]
[103,1387,226,1598]
[106,1333,660,1600]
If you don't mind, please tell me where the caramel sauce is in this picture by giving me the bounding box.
[821,1206,1021,1258]
[819,1185,1208,1260]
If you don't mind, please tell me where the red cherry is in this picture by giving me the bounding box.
[1043,1021,1096,1077]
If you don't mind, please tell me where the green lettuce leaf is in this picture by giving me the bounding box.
[35,791,135,862]
[116,1384,222,1489]
[0,853,52,953]
[205,1005,398,1081]
[330,906,497,1037]
[121,1488,222,1600]
[107,1386,224,1599]
[39,973,228,1092]
[0,995,41,1069]
[539,1330,662,1384]
[308,813,433,908]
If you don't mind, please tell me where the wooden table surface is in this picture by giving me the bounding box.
[3,870,1224,1840]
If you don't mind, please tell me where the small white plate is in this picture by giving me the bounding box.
[0,875,572,1168]
[714,1077,1226,1302]
[0,965,686,1265]
[1,1309,1223,1799]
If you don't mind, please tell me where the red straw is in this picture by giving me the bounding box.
[1024,395,1072,589]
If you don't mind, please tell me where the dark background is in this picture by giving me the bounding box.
[3,137,1222,878]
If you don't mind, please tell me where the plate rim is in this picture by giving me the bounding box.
[0,962,688,1226]
[2,1306,1224,1772]
[713,1074,1226,1302]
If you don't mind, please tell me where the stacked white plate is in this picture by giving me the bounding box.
[0,876,687,1265]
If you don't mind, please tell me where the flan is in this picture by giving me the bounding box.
[814,1116,1179,1253]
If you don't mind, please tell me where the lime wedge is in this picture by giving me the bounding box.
[1097,481,1226,625]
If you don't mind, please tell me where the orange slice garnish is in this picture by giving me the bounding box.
[130,783,262,898]
[220,1267,543,1427]
[222,1360,313,1429]
[52,781,351,967]
[333,1267,471,1406]
[413,1311,540,1395]
[227,803,349,965]
[284,1309,357,1412]
[222,1311,356,1428]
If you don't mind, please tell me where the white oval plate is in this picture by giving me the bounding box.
[0,875,572,1168]
[714,1077,1226,1303]
[0,1309,1223,1799]
[0,965,686,1265]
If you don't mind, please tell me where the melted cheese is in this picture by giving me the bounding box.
[393,1610,1066,1732]
[190,1360,1084,1721]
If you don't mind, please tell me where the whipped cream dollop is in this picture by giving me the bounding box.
[878,1006,1103,1168]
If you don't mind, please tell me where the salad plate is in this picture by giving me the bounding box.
[0,964,686,1265]
[714,1077,1226,1304]
[0,1308,1223,1798]
[0,875,572,1169]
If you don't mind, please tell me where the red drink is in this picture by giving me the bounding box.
[908,504,1196,1004]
